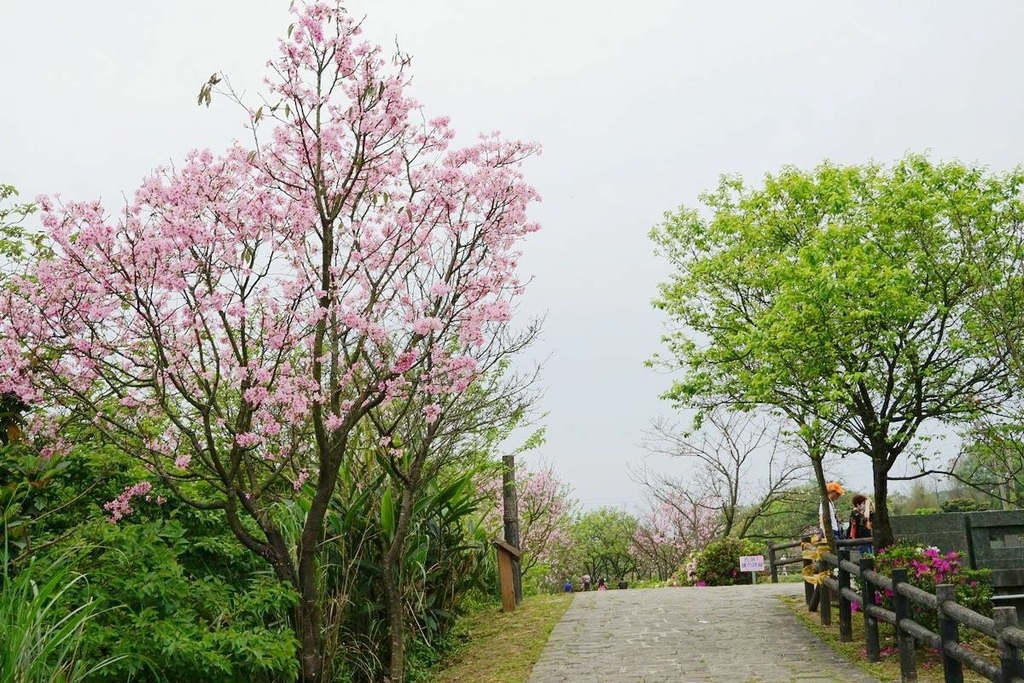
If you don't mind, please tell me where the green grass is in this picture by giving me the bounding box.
[781,594,994,683]
[0,551,131,682]
[428,593,572,683]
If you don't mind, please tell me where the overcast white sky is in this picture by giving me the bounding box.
[3,1,1023,510]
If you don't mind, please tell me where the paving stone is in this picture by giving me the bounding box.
[527,582,880,683]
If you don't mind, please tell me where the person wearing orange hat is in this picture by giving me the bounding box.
[819,481,845,540]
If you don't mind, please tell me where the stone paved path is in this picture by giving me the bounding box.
[527,582,881,683]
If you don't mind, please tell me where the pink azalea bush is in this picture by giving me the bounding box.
[871,542,992,633]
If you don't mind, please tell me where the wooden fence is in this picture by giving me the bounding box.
[768,539,1024,683]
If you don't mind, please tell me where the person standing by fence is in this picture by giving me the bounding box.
[847,494,872,553]
[819,481,845,540]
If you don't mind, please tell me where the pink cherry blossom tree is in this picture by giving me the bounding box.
[0,3,540,680]
[482,462,577,583]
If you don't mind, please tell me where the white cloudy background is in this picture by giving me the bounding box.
[3,1,1023,508]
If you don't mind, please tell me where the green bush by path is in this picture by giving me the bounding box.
[66,510,300,683]
[682,537,764,586]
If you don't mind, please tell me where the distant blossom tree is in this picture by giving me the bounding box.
[639,409,810,539]
[482,463,577,580]
[0,3,541,681]
[631,489,720,581]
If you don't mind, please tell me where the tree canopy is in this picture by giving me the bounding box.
[651,155,1024,548]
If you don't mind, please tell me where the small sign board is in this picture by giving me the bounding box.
[739,555,765,572]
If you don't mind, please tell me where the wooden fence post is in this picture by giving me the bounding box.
[820,579,832,626]
[860,557,884,663]
[768,543,779,584]
[994,606,1022,683]
[838,548,852,642]
[933,581,962,683]
[892,568,918,683]
[860,556,880,663]
[935,584,963,683]
[501,455,523,605]
[802,535,814,609]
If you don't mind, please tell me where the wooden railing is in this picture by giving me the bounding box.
[769,540,1024,683]
[768,535,872,609]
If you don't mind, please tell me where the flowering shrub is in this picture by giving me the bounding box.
[872,543,991,633]
[678,537,763,586]
[666,557,697,587]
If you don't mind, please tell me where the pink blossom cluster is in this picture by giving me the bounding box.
[104,481,154,523]
[908,547,960,582]
[632,491,721,579]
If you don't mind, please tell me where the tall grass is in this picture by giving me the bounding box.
[0,550,130,683]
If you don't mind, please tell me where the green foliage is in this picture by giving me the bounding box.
[0,447,70,567]
[955,421,1024,509]
[65,512,299,683]
[912,507,941,516]
[0,183,42,266]
[315,455,495,683]
[1,436,299,683]
[940,497,990,513]
[689,537,763,586]
[872,542,992,634]
[740,482,821,542]
[1,435,158,571]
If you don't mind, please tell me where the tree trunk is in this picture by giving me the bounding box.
[382,554,405,683]
[872,459,894,550]
[384,481,420,683]
[809,452,834,548]
[238,525,322,682]
[295,596,324,682]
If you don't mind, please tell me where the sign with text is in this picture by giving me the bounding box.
[739,555,765,572]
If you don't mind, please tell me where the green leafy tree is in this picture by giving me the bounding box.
[570,507,639,582]
[951,420,1024,509]
[651,155,1024,549]
[0,184,40,268]
[941,497,989,512]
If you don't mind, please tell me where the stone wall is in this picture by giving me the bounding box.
[892,511,1024,618]
[890,510,1024,571]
